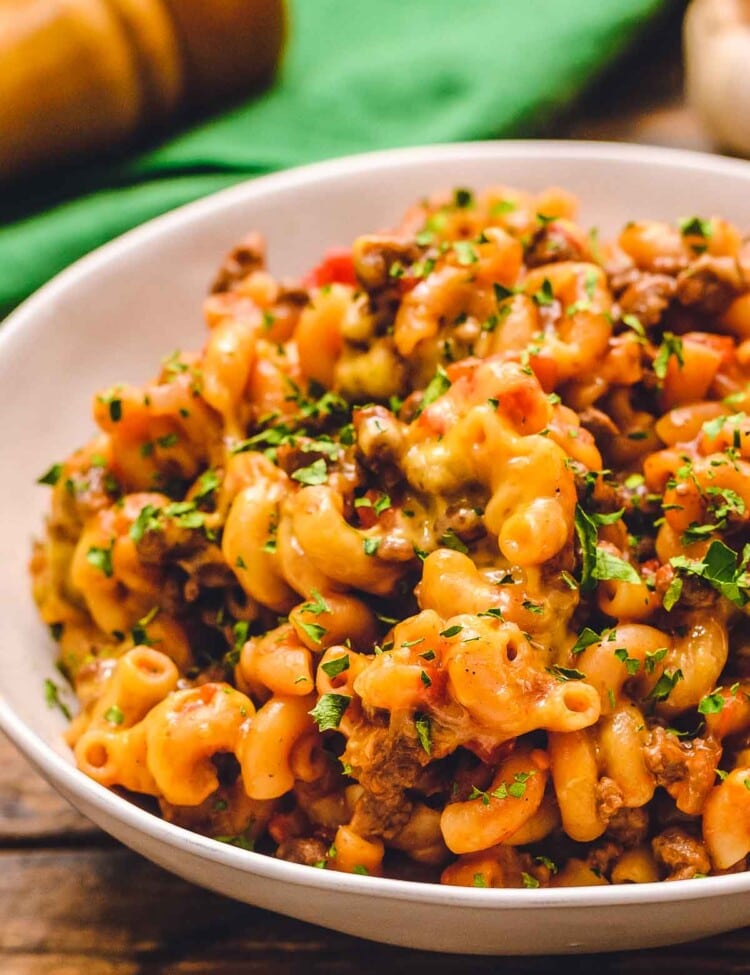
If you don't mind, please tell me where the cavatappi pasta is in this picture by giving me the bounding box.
[32,186,750,887]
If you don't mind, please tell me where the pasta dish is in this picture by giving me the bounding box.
[31,183,750,888]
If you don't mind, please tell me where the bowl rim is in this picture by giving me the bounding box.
[4,138,750,911]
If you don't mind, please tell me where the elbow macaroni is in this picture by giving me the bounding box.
[32,182,750,886]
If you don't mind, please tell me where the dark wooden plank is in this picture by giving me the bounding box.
[0,732,99,843]
[1,847,750,973]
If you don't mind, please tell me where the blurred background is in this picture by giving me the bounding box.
[1,0,745,321]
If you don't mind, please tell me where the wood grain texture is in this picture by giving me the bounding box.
[2,846,750,974]
[0,733,98,843]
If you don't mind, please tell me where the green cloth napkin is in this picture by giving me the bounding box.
[0,0,667,317]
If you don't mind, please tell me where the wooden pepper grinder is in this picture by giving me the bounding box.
[0,0,286,180]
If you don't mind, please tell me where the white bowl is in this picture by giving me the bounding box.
[3,141,750,955]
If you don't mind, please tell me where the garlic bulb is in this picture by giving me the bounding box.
[684,0,750,155]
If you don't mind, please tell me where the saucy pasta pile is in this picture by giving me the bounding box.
[32,184,750,888]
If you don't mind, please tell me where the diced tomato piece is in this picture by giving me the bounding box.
[303,249,357,288]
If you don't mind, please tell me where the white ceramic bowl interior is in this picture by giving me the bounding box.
[3,142,750,955]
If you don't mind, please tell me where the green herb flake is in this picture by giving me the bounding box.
[417,365,451,415]
[653,333,685,382]
[415,712,432,755]
[521,873,540,889]
[301,589,331,616]
[129,504,161,543]
[621,314,646,339]
[679,216,713,239]
[670,540,750,608]
[614,647,640,676]
[547,665,586,682]
[104,704,124,726]
[321,655,350,679]
[299,621,327,645]
[644,647,668,674]
[156,432,178,449]
[532,278,555,307]
[698,690,725,715]
[291,458,328,486]
[440,625,463,638]
[309,693,351,731]
[37,463,63,487]
[363,537,380,556]
[440,529,469,554]
[44,678,72,720]
[454,241,478,266]
[86,542,114,578]
[571,626,601,655]
[473,872,488,887]
[454,188,474,209]
[662,576,683,612]
[194,468,221,501]
[648,668,684,702]
[215,834,255,851]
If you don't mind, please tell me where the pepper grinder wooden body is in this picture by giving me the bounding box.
[0,0,285,179]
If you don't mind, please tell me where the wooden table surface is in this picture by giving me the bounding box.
[4,6,750,973]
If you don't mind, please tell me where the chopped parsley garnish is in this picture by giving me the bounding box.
[37,463,63,486]
[662,576,683,612]
[621,314,646,339]
[521,873,540,889]
[532,278,555,307]
[670,539,750,608]
[298,621,327,645]
[548,665,586,682]
[653,333,685,382]
[99,392,123,422]
[440,625,463,638]
[44,678,72,720]
[679,216,713,238]
[104,705,124,726]
[454,188,474,209]
[300,590,331,616]
[215,834,255,851]
[440,529,469,554]
[363,537,380,556]
[574,505,640,591]
[291,458,328,486]
[473,872,488,887]
[132,605,159,645]
[415,712,432,755]
[454,241,478,266]
[571,626,601,655]
[86,542,114,578]
[644,647,668,675]
[417,365,451,415]
[698,690,725,715]
[614,647,640,675]
[355,493,391,515]
[321,655,350,679]
[194,468,221,501]
[493,282,516,303]
[648,668,684,702]
[309,693,351,731]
